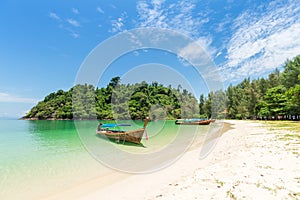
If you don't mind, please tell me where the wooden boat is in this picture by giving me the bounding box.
[175,118,211,125]
[96,118,149,144]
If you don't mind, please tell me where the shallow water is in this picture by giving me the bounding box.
[0,119,212,199]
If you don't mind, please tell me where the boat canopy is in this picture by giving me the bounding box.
[176,118,208,122]
[100,123,131,128]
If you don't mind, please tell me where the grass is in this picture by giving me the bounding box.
[279,134,300,141]
[262,121,300,143]
[256,181,261,188]
[215,179,225,187]
[263,185,276,193]
[262,121,300,132]
[284,134,300,139]
[226,190,237,200]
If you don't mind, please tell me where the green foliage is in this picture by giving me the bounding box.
[199,94,205,115]
[261,85,287,118]
[24,55,300,120]
[24,77,199,120]
[72,84,96,119]
[200,55,300,119]
[201,90,226,119]
[281,55,300,88]
[286,85,300,115]
[25,89,73,119]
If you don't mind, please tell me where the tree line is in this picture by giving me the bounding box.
[200,55,300,120]
[23,55,299,120]
[23,77,200,120]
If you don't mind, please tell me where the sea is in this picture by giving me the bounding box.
[0,119,218,199]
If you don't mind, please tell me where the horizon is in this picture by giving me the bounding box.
[1,0,300,118]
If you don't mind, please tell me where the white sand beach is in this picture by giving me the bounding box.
[48,120,300,200]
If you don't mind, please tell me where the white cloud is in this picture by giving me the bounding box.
[48,12,81,38]
[0,93,37,103]
[49,12,60,20]
[110,4,117,9]
[72,8,80,15]
[70,32,80,38]
[110,18,124,33]
[110,12,127,33]
[177,37,222,86]
[223,0,300,81]
[67,18,80,27]
[96,6,104,14]
[135,0,218,69]
[63,26,80,38]
[179,37,217,66]
[215,15,232,33]
[136,0,207,38]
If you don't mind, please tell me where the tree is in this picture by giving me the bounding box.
[211,90,226,119]
[203,93,212,118]
[72,84,96,119]
[261,86,287,119]
[108,76,121,88]
[286,85,300,117]
[199,94,205,116]
[24,53,300,121]
[281,55,300,89]
[268,68,280,88]
[226,85,238,119]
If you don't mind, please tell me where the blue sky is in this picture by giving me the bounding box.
[0,0,300,118]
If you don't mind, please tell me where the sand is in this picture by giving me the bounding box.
[48,120,300,200]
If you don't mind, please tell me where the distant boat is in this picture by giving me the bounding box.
[96,118,150,144]
[175,118,212,125]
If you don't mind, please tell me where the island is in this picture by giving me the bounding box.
[23,55,300,121]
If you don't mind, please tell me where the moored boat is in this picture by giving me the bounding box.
[96,118,149,144]
[175,118,212,125]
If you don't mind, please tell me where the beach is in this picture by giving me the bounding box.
[48,120,300,199]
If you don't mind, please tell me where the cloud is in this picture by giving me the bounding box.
[62,26,80,38]
[72,8,80,15]
[110,18,124,33]
[134,0,221,85]
[67,18,80,27]
[178,37,217,66]
[49,12,61,21]
[110,12,127,33]
[222,0,300,81]
[0,93,37,103]
[135,0,217,65]
[215,15,232,33]
[0,112,9,118]
[177,37,222,87]
[70,32,80,38]
[136,0,208,38]
[110,4,117,9]
[48,12,81,38]
[96,6,104,14]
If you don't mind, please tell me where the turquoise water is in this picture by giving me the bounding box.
[0,120,211,199]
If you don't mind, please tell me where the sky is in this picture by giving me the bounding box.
[0,0,300,118]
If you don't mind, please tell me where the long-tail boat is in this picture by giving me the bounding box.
[96,117,150,144]
[175,118,212,125]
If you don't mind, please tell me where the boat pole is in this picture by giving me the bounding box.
[143,117,150,128]
[144,117,150,140]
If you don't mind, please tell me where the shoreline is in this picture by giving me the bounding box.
[45,121,231,199]
[143,120,300,199]
[46,120,300,199]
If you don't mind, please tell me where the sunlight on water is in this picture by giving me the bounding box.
[0,120,105,199]
[0,120,210,199]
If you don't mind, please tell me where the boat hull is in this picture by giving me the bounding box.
[175,120,211,125]
[96,128,145,144]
